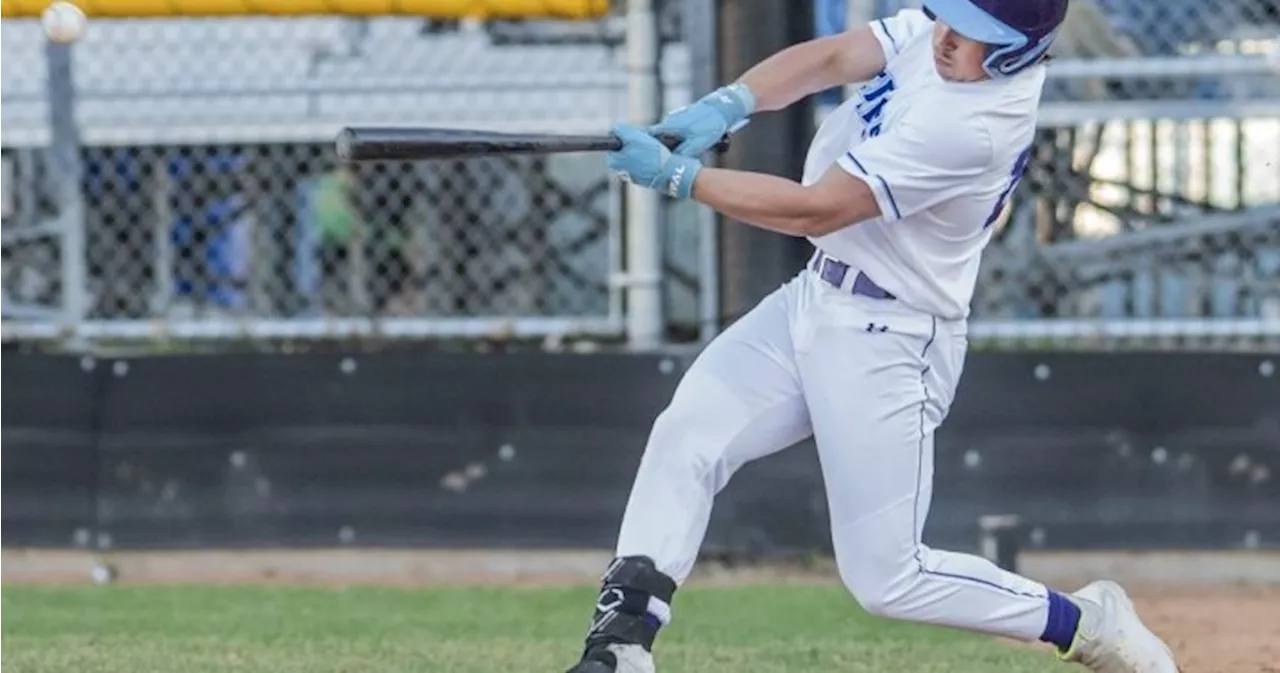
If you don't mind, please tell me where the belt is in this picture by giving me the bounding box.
[809,251,896,301]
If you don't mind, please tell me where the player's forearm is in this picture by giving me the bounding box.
[736,28,887,112]
[691,168,843,237]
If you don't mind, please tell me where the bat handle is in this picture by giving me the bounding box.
[616,132,731,154]
[655,133,686,151]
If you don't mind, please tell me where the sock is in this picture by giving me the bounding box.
[1040,591,1082,652]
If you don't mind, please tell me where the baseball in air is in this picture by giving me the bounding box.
[42,2,87,44]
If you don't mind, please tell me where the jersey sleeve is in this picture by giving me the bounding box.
[836,111,993,224]
[869,9,934,63]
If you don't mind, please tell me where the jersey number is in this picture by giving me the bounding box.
[983,143,1033,229]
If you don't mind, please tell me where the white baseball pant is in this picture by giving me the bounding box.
[614,254,1052,640]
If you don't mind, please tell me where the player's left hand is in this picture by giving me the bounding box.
[606,123,703,199]
[649,83,755,157]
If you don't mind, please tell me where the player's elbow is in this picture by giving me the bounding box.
[789,192,873,237]
[791,212,856,237]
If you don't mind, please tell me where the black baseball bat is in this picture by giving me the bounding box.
[334,126,730,162]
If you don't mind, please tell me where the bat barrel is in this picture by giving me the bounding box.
[336,126,623,162]
[334,126,729,162]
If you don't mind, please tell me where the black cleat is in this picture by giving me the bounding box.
[565,647,618,673]
[564,644,652,673]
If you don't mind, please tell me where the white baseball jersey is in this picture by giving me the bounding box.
[803,9,1047,320]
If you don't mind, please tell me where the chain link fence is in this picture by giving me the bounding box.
[833,0,1280,350]
[2,14,698,341]
[3,2,1279,349]
[982,0,1280,350]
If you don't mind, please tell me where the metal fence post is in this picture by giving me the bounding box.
[625,0,664,349]
[686,0,720,344]
[45,39,88,337]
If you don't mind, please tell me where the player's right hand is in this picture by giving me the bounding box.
[649,83,755,157]
[607,123,703,199]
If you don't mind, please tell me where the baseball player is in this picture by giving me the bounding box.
[565,1,1180,672]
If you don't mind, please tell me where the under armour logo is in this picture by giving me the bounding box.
[866,322,889,333]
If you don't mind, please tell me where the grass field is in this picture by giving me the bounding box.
[1,584,1064,672]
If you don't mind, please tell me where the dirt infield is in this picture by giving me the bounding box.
[6,548,1278,673]
[1132,585,1280,673]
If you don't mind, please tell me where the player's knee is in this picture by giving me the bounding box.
[835,548,920,620]
[849,573,901,619]
[851,585,913,620]
[845,575,920,620]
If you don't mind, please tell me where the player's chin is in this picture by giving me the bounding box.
[936,65,984,83]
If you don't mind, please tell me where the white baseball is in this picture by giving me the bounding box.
[41,2,87,44]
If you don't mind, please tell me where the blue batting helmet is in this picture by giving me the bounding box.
[922,0,1069,78]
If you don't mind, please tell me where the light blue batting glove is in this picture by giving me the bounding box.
[648,82,755,157]
[606,123,703,199]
